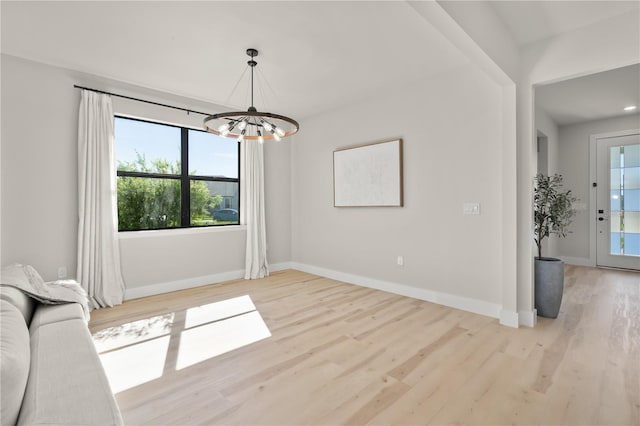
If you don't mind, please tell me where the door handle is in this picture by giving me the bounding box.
[598,217,605,221]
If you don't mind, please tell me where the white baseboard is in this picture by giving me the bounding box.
[124,261,296,300]
[270,262,294,272]
[124,269,245,300]
[289,262,502,320]
[499,309,519,328]
[518,309,537,327]
[123,261,518,328]
[560,256,594,267]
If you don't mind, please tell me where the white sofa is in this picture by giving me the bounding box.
[0,274,122,425]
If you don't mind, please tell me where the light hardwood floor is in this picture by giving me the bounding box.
[89,266,640,425]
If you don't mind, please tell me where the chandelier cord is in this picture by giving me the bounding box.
[256,68,269,113]
[222,65,249,109]
[256,67,282,109]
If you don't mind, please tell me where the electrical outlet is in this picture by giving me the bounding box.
[57,266,67,279]
[397,255,404,267]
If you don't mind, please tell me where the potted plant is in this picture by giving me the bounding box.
[533,173,577,318]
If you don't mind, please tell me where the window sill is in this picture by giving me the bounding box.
[118,225,247,239]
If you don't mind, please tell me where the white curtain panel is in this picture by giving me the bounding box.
[243,140,269,279]
[77,90,125,308]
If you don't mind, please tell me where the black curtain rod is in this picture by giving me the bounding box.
[73,85,211,116]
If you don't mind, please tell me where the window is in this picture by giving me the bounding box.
[115,116,240,231]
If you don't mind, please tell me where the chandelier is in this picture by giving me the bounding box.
[204,48,299,143]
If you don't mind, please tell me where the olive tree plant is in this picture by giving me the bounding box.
[533,173,578,259]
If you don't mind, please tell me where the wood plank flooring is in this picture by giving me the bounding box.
[89,266,640,425]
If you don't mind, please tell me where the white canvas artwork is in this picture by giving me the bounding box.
[333,139,403,207]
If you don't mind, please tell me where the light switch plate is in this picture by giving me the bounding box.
[463,203,480,215]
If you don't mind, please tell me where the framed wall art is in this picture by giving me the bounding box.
[333,138,403,207]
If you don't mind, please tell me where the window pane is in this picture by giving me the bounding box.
[624,166,640,190]
[188,130,238,178]
[610,168,621,189]
[610,146,622,168]
[625,211,640,256]
[611,231,622,255]
[626,211,640,233]
[624,144,640,168]
[190,181,239,226]
[611,190,621,211]
[625,189,640,211]
[117,177,181,231]
[115,118,181,173]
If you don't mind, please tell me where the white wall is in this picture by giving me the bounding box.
[436,0,519,83]
[264,136,292,265]
[534,107,560,258]
[1,55,78,280]
[376,0,519,325]
[0,54,291,293]
[292,64,505,314]
[535,107,559,177]
[557,113,640,263]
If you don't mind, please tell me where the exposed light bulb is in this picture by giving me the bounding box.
[275,127,285,137]
[220,121,234,136]
[238,119,248,130]
[261,120,273,132]
[258,130,264,144]
[238,129,246,142]
[273,132,281,142]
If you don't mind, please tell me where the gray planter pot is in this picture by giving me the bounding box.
[534,257,564,318]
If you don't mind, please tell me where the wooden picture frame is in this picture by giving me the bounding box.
[333,138,403,207]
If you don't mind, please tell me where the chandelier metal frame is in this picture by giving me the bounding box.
[203,48,299,142]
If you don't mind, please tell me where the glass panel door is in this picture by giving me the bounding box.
[596,134,640,269]
[609,144,640,255]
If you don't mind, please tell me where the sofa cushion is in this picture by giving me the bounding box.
[30,302,86,328]
[0,285,35,326]
[18,307,123,425]
[0,300,31,426]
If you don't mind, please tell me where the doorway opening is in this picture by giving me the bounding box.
[537,132,549,176]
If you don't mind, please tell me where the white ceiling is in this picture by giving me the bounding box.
[488,0,640,46]
[0,1,470,119]
[536,64,640,126]
[1,1,638,125]
[487,0,639,127]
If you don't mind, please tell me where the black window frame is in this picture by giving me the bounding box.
[115,115,241,232]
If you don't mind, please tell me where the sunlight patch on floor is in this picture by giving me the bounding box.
[184,295,257,328]
[99,335,170,394]
[178,309,271,370]
[93,313,174,353]
[92,296,271,393]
